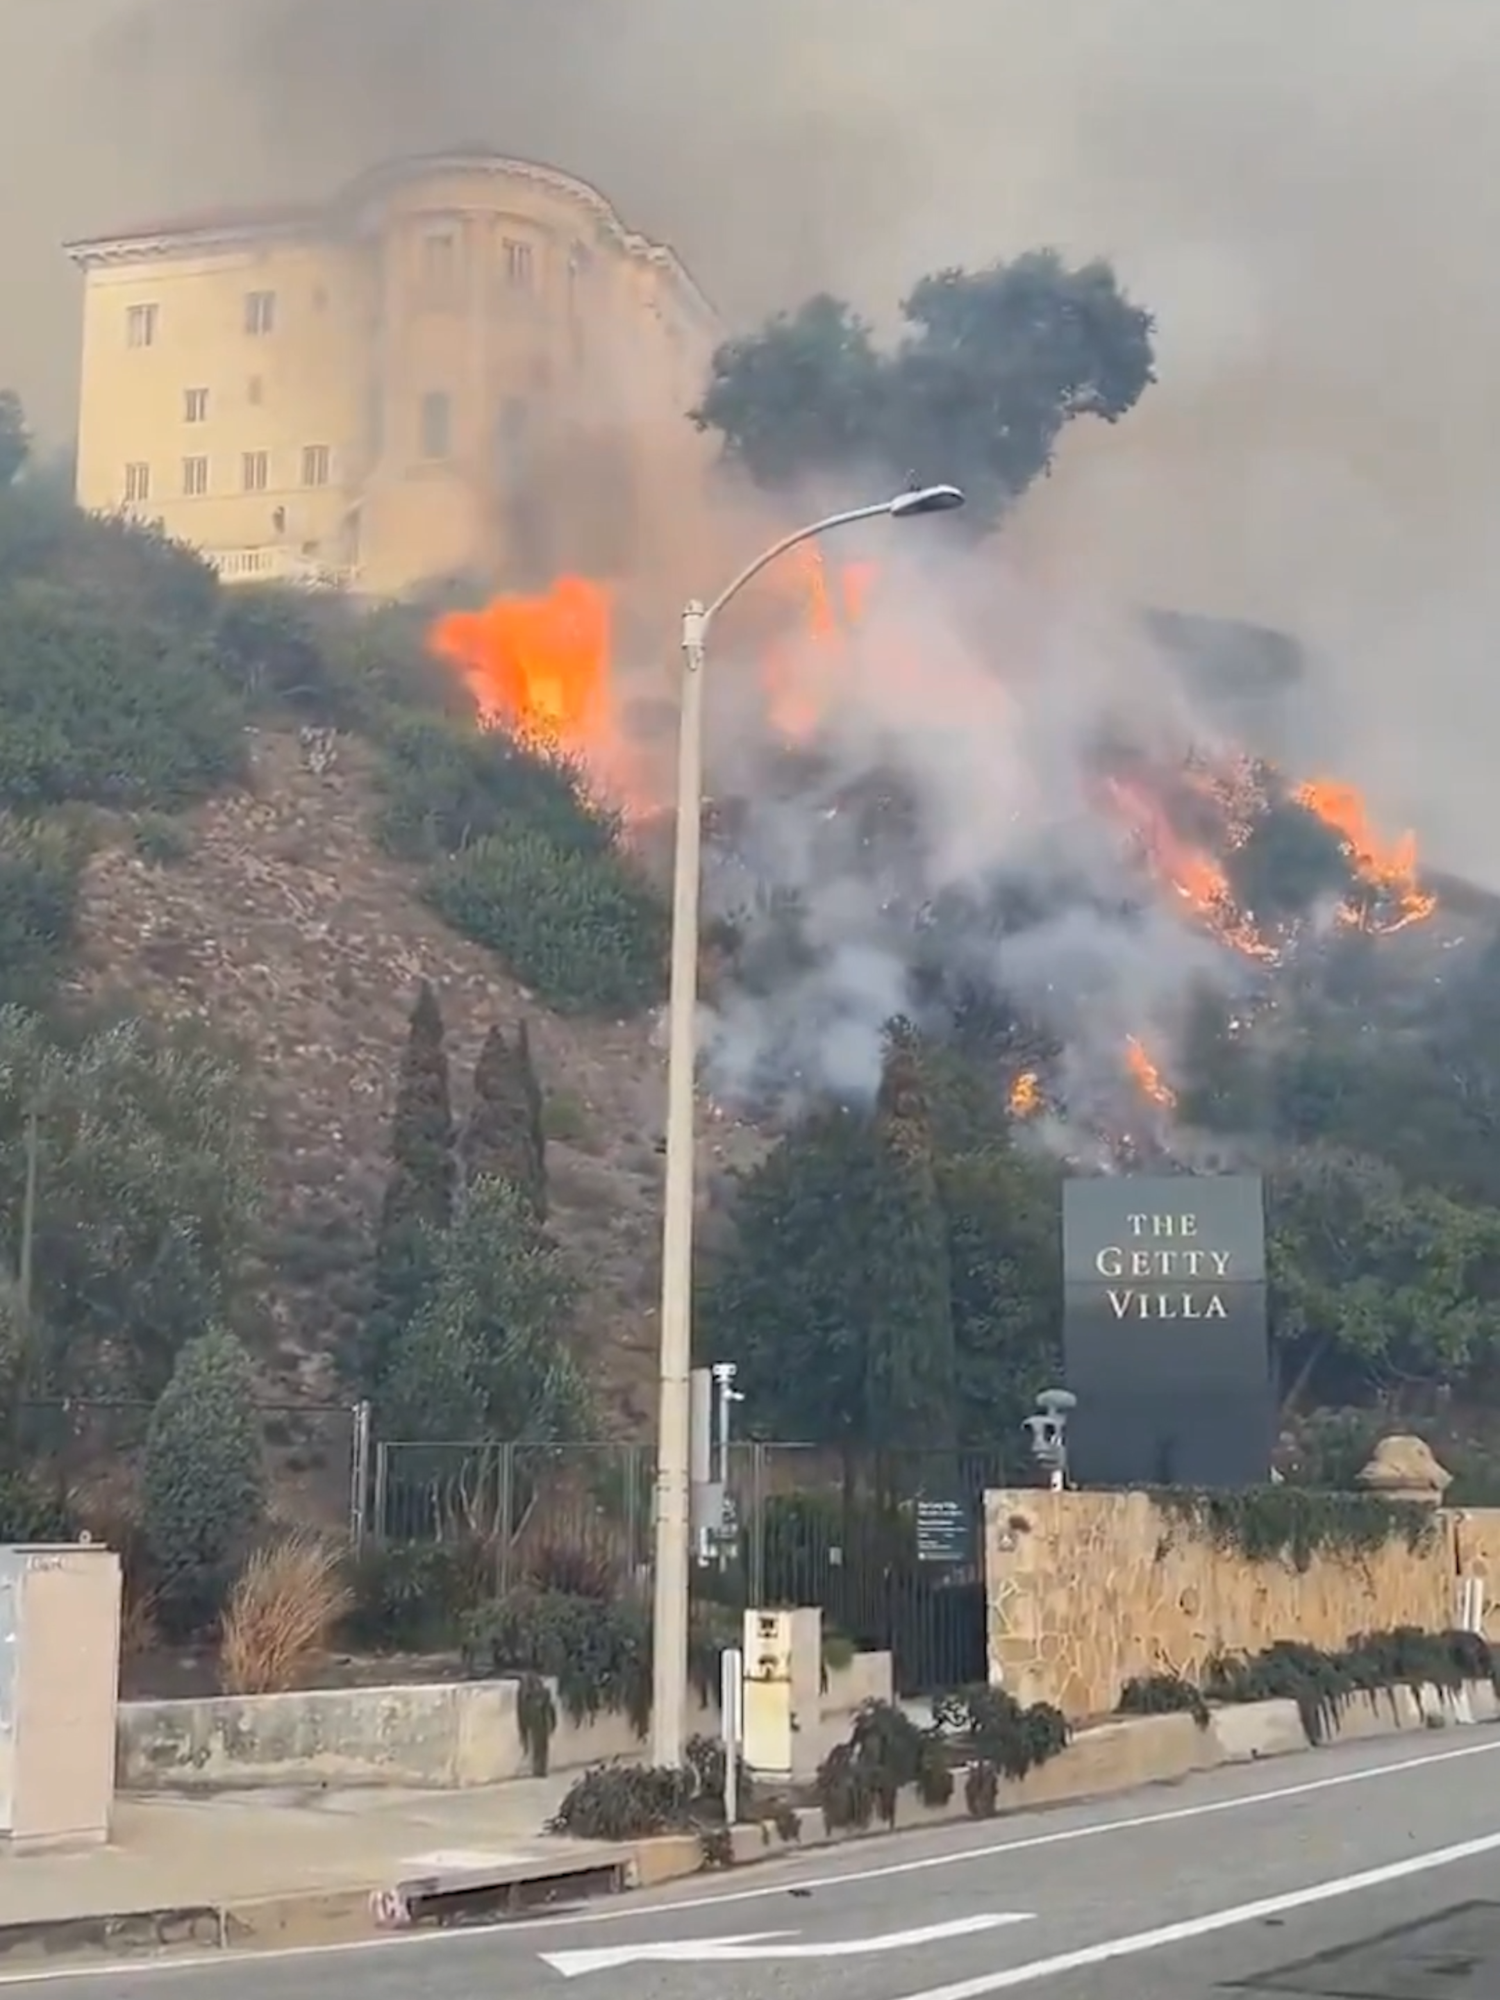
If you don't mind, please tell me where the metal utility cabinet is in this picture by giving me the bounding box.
[741,1606,822,1781]
[0,1544,122,1852]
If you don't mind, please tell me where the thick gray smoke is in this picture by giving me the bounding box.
[692,534,1267,1124]
[3,2,1496,881]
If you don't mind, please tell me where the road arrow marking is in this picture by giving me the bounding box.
[540,1912,1033,1976]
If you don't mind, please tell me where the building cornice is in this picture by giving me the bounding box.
[64,150,722,331]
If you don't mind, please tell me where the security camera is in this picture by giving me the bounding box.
[1023,1387,1077,1488]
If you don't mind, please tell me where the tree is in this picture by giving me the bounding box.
[0,1008,259,1401]
[1268,1145,1500,1405]
[0,392,29,489]
[378,1175,590,1443]
[142,1328,266,1616]
[365,982,456,1392]
[462,1020,548,1219]
[865,1020,958,1449]
[692,251,1156,529]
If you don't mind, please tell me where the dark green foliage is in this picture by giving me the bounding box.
[365,982,456,1394]
[343,1539,493,1651]
[0,393,28,489]
[702,1035,1060,1451]
[867,1021,959,1448]
[0,586,245,812]
[426,830,667,1017]
[692,252,1155,530]
[1154,1485,1438,1572]
[0,1010,259,1401]
[0,818,89,1009]
[463,1020,548,1219]
[815,1699,954,1832]
[131,813,194,868]
[375,712,617,865]
[141,1329,266,1618]
[461,1586,653,1732]
[0,1469,73,1541]
[515,1670,558,1775]
[1116,1674,1210,1727]
[1199,1629,1498,1746]
[0,486,218,635]
[547,1763,700,1842]
[376,1174,589,1443]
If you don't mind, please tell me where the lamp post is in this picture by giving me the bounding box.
[648,483,966,1768]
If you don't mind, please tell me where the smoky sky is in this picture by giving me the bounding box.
[4,1,1500,877]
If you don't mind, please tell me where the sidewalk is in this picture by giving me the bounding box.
[0,1772,608,1928]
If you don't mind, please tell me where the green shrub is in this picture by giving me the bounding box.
[141,1329,266,1629]
[815,1699,954,1832]
[0,585,246,811]
[548,1763,699,1842]
[0,487,219,636]
[1116,1673,1210,1727]
[461,1586,652,1732]
[1142,1628,1500,1746]
[131,813,194,867]
[375,712,617,865]
[343,1539,492,1652]
[0,816,89,1007]
[0,1470,74,1541]
[426,830,667,1015]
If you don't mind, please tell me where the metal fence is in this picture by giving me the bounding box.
[369,1436,1012,1694]
[19,1397,370,1540]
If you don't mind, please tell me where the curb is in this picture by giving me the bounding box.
[5,1678,1496,1971]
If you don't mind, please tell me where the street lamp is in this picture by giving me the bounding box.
[648,484,966,1768]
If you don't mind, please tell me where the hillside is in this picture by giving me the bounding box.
[65,722,768,1432]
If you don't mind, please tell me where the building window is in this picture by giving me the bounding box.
[182,455,209,497]
[502,239,534,290]
[422,229,461,304]
[247,375,264,406]
[184,387,208,423]
[419,391,451,460]
[123,461,150,502]
[301,444,331,487]
[244,290,276,336]
[126,303,158,348]
[242,450,269,492]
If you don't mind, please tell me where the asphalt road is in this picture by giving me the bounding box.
[15,1727,1500,1998]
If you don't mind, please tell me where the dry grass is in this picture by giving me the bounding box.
[218,1532,354,1695]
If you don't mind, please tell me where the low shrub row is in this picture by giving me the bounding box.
[1117,1626,1499,1744]
[546,1688,1072,1847]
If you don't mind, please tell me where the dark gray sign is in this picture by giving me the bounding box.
[1060,1174,1271,1487]
[1062,1173,1266,1290]
[915,1497,971,1566]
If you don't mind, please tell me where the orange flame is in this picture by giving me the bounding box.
[1124,1035,1176,1108]
[762,547,876,744]
[1009,1070,1042,1118]
[1293,778,1437,934]
[1102,775,1277,961]
[429,576,612,753]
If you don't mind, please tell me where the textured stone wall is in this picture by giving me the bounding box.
[984,1488,1500,1716]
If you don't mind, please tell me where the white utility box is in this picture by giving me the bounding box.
[741,1605,821,1780]
[0,1543,121,1852]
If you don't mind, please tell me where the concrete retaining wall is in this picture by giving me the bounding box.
[116,1651,894,1793]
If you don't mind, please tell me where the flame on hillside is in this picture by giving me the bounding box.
[1009,1070,1043,1118]
[1124,1035,1176,1108]
[1100,773,1279,962]
[1294,778,1438,934]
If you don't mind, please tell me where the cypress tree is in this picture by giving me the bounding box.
[462,1018,548,1220]
[365,981,456,1391]
[864,1017,959,1450]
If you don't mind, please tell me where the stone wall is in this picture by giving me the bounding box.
[984,1487,1500,1716]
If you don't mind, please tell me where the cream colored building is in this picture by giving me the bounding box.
[65,151,721,598]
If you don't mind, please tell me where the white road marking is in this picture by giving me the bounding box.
[892,1827,1500,1999]
[3,1731,1498,1985]
[542,1913,1032,1976]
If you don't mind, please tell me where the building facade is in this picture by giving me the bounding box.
[65,152,721,597]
